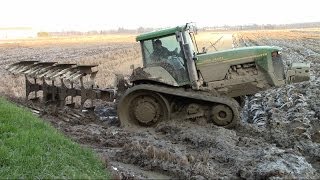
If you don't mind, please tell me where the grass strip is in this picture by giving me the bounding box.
[0,98,109,179]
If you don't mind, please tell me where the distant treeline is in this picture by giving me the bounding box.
[41,22,320,36]
[47,27,154,36]
[202,22,320,31]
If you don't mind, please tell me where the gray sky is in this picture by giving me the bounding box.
[1,0,319,31]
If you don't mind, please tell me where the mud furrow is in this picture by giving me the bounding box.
[0,31,319,179]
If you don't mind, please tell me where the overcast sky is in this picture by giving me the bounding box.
[0,0,319,31]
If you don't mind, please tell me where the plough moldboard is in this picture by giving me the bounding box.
[6,61,115,110]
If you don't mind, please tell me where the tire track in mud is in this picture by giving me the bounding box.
[108,119,318,179]
[14,93,317,179]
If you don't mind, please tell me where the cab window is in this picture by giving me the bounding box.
[140,34,189,84]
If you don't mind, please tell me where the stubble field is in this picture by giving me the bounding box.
[0,29,319,179]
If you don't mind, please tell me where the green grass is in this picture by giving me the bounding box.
[0,98,109,179]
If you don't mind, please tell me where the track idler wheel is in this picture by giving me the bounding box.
[118,90,170,128]
[210,104,236,128]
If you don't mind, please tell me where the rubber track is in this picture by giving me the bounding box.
[120,84,241,127]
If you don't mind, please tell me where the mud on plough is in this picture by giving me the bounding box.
[6,61,115,110]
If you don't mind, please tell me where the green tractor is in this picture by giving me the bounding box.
[117,23,310,128]
[6,23,310,129]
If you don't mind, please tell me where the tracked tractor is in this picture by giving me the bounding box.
[6,23,310,128]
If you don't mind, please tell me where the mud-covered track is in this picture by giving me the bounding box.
[118,84,240,129]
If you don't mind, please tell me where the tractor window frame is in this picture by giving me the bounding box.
[140,34,190,85]
[141,35,183,66]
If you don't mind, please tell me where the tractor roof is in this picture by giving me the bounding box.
[136,25,185,41]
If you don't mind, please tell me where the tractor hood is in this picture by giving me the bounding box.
[196,46,281,65]
[195,45,310,89]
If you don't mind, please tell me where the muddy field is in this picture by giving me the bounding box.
[0,30,319,179]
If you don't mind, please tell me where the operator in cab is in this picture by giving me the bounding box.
[150,39,178,61]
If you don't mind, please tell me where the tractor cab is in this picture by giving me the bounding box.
[134,24,200,88]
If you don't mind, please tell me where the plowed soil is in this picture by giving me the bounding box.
[0,30,319,179]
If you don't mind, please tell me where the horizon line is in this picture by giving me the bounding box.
[0,21,319,32]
